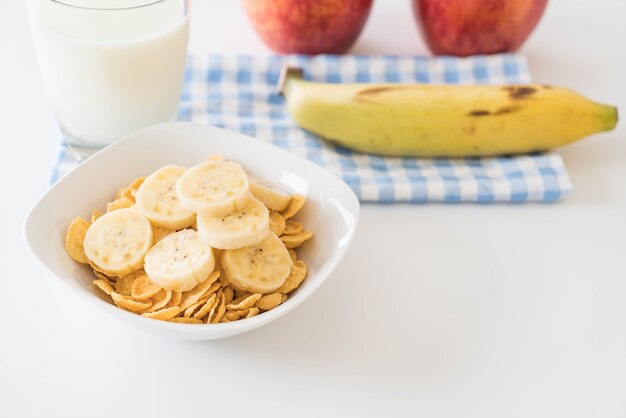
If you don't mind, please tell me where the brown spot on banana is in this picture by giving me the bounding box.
[467,110,491,116]
[356,86,408,96]
[467,106,521,117]
[493,105,521,115]
[502,86,537,99]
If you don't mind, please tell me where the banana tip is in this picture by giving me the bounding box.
[278,65,304,97]
[603,105,619,131]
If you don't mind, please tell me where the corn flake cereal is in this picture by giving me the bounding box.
[111,292,152,313]
[193,293,218,320]
[92,279,114,295]
[277,260,308,294]
[106,197,133,212]
[280,230,313,249]
[65,160,314,325]
[281,195,306,219]
[283,219,304,235]
[256,292,286,311]
[246,307,260,319]
[168,291,182,308]
[120,177,145,203]
[269,211,286,235]
[91,209,103,223]
[152,226,175,244]
[142,306,181,321]
[93,270,115,284]
[65,216,90,264]
[221,308,249,322]
[223,286,234,305]
[131,274,162,301]
[114,270,143,296]
[90,260,116,278]
[178,271,220,311]
[183,301,204,318]
[226,293,262,311]
[208,293,226,324]
[169,317,203,324]
[148,290,172,312]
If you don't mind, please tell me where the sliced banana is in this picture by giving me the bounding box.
[83,208,153,277]
[176,160,249,217]
[196,197,270,250]
[134,165,196,230]
[248,175,291,212]
[144,229,215,292]
[221,232,293,294]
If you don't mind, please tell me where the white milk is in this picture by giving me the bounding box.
[29,0,189,149]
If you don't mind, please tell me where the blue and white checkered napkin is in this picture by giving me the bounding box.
[52,53,572,202]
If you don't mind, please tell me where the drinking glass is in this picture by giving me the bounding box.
[29,0,190,159]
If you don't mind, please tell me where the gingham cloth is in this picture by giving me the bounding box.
[52,53,572,202]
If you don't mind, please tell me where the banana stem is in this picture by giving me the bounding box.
[278,65,304,97]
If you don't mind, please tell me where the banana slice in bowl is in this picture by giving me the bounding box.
[135,164,196,230]
[176,160,249,217]
[196,196,269,250]
[83,208,153,277]
[248,175,291,212]
[221,232,293,294]
[144,229,215,292]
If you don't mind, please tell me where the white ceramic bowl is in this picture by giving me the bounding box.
[24,122,360,340]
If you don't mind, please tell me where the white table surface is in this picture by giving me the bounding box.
[1,0,625,416]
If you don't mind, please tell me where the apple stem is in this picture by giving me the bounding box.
[278,65,304,97]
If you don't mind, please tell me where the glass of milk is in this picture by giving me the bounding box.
[28,0,190,159]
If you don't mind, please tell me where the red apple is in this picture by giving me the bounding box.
[242,0,373,55]
[413,0,548,56]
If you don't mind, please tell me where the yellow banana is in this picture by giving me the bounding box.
[279,66,618,157]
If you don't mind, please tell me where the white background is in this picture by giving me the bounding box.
[1,0,625,416]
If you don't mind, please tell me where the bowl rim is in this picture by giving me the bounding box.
[23,122,360,336]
